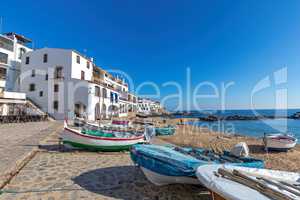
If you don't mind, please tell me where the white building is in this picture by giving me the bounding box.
[0,33,32,115]
[20,48,136,120]
[137,98,162,115]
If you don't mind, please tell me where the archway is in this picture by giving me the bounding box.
[108,105,118,117]
[74,102,87,119]
[101,104,107,119]
[95,103,100,120]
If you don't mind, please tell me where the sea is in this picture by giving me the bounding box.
[174,109,300,142]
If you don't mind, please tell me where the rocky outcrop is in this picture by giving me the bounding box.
[290,112,300,119]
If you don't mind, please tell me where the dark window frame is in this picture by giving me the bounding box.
[43,54,48,63]
[54,66,63,79]
[31,69,35,77]
[0,52,8,64]
[29,83,35,91]
[95,86,100,97]
[76,55,80,64]
[102,88,107,98]
[53,101,59,111]
[18,48,26,59]
[81,70,85,80]
[54,84,59,92]
[25,56,30,64]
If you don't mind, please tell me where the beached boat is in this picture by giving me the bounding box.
[112,120,130,126]
[155,125,176,136]
[196,164,300,200]
[263,133,297,151]
[62,121,145,151]
[130,144,264,186]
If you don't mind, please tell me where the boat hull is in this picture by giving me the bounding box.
[155,127,176,136]
[140,167,199,186]
[264,136,297,151]
[130,144,264,185]
[62,127,145,151]
[196,164,300,200]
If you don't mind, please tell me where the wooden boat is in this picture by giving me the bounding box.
[263,133,297,151]
[62,121,145,151]
[130,144,264,186]
[155,125,176,136]
[196,164,300,200]
[112,120,130,126]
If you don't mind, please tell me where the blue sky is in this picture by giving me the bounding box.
[2,0,300,110]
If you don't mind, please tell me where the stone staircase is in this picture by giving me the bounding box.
[26,98,55,121]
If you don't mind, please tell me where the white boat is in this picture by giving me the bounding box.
[62,121,145,151]
[140,167,199,186]
[196,164,300,200]
[263,133,297,151]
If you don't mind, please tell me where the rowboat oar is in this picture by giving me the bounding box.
[218,168,294,200]
[279,181,300,193]
[257,177,300,197]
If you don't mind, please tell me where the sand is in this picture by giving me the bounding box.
[158,120,300,172]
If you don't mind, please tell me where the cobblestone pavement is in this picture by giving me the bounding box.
[0,122,62,183]
[0,152,209,200]
[0,122,210,200]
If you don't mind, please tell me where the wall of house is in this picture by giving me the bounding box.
[71,51,93,81]
[19,47,144,120]
[0,35,32,92]
[20,48,72,119]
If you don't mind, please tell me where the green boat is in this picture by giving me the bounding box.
[155,125,176,136]
[61,122,146,152]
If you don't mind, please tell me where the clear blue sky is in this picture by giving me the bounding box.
[2,0,300,110]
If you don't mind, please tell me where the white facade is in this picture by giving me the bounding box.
[138,98,161,115]
[0,33,32,115]
[20,48,134,120]
[0,33,32,92]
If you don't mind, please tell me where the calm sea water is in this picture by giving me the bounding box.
[177,109,300,142]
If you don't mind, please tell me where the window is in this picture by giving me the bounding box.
[31,69,35,77]
[0,36,14,51]
[25,56,30,64]
[18,48,26,59]
[87,61,90,69]
[39,91,43,97]
[54,84,59,92]
[102,88,107,98]
[29,84,35,91]
[45,74,48,80]
[95,86,100,97]
[43,54,48,63]
[54,66,63,79]
[0,52,8,64]
[81,70,85,80]
[53,101,59,111]
[0,68,7,80]
[76,55,80,64]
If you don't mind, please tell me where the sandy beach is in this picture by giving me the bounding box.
[159,118,300,172]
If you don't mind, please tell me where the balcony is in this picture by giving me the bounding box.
[0,91,26,100]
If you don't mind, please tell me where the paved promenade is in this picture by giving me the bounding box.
[0,122,62,188]
[0,122,209,200]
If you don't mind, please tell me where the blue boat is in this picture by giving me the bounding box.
[155,125,176,136]
[130,144,264,186]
